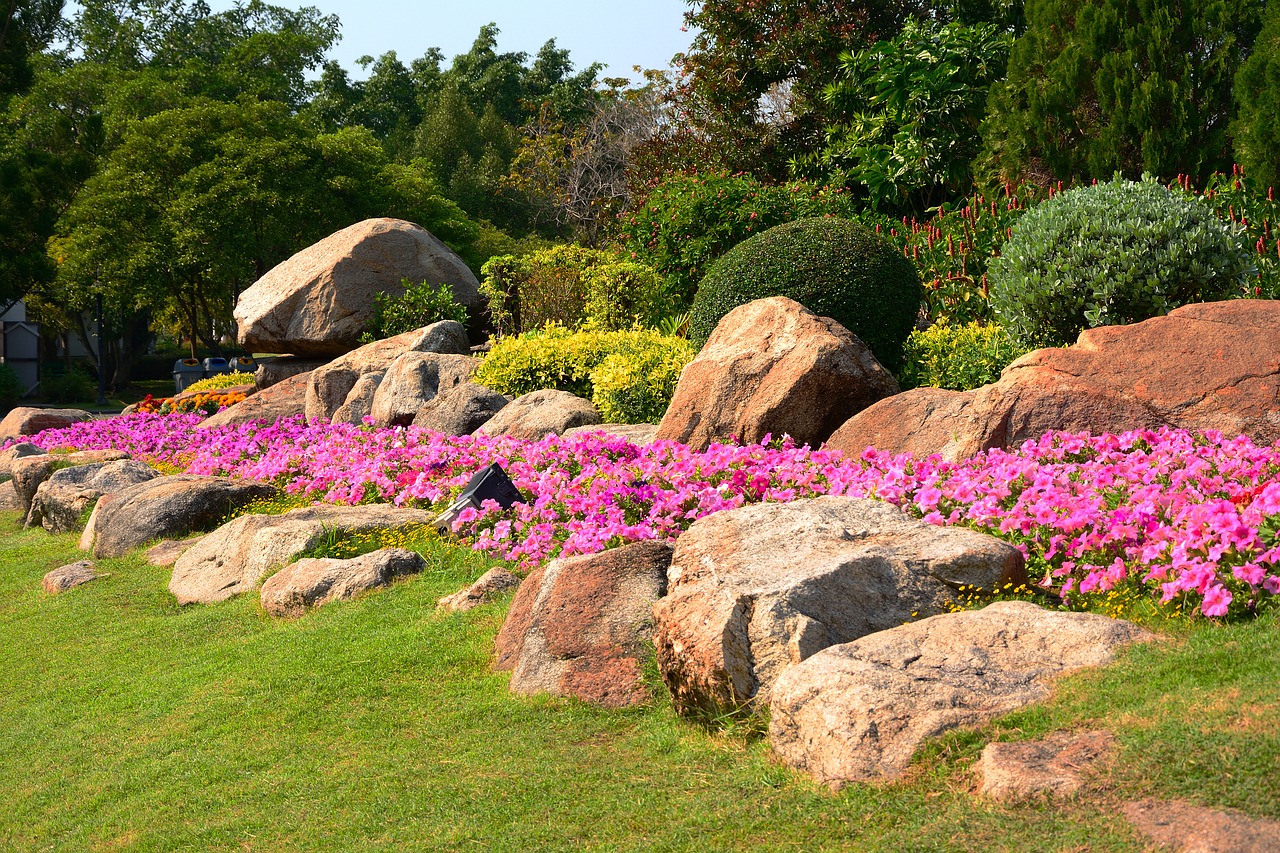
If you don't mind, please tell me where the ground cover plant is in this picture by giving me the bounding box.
[2,504,1278,850]
[21,414,1280,619]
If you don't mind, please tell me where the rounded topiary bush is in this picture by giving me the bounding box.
[988,176,1255,348]
[688,217,922,372]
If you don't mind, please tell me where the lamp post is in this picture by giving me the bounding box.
[95,293,108,408]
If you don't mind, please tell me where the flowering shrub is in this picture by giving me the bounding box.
[898,320,1032,390]
[182,372,255,393]
[14,414,1280,621]
[135,389,247,416]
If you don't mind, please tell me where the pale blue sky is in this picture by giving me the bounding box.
[218,0,696,82]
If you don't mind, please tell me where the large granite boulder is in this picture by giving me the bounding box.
[11,450,130,517]
[474,389,601,440]
[655,297,898,452]
[495,541,672,708]
[768,601,1152,787]
[369,352,479,427]
[170,504,432,605]
[260,547,426,618]
[198,372,312,428]
[26,458,161,532]
[79,475,278,558]
[305,322,470,424]
[0,407,93,443]
[829,300,1280,462]
[234,219,481,357]
[651,495,1026,715]
[412,382,510,436]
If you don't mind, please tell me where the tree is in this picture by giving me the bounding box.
[1233,2,1280,187]
[978,0,1265,187]
[804,19,1012,212]
[1,0,63,100]
[46,99,478,384]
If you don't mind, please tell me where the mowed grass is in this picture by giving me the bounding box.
[2,509,1278,851]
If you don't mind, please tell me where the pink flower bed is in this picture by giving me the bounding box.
[18,413,1280,618]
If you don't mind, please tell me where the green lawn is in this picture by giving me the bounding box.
[2,510,1277,851]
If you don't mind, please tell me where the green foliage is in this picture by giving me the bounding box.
[363,280,469,343]
[0,362,24,409]
[474,325,694,423]
[988,176,1255,348]
[979,0,1263,186]
[899,320,1031,390]
[40,364,95,404]
[806,19,1012,213]
[1232,5,1280,189]
[616,171,858,305]
[479,244,669,336]
[688,217,923,373]
[589,339,697,424]
[181,371,255,394]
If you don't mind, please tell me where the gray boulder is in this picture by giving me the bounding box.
[768,601,1152,787]
[0,442,43,482]
[11,450,130,517]
[79,475,278,558]
[234,218,481,357]
[412,382,509,435]
[651,495,1026,715]
[369,352,478,427]
[254,357,326,390]
[260,547,426,618]
[474,389,601,440]
[170,504,432,605]
[305,322,472,424]
[26,458,160,532]
[437,566,521,612]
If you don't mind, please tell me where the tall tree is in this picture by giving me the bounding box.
[1232,1,1280,188]
[978,0,1265,187]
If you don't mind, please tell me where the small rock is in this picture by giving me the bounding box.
[42,560,101,594]
[768,602,1153,787]
[260,547,427,618]
[1122,797,1280,853]
[474,389,601,440]
[977,730,1114,802]
[438,567,522,612]
[146,536,204,567]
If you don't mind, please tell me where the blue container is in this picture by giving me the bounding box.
[202,357,230,377]
[229,356,256,373]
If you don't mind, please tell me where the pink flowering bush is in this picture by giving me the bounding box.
[16,413,1280,619]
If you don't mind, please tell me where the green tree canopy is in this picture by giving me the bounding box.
[978,0,1265,187]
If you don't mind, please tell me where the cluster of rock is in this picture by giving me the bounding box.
[11,216,1280,808]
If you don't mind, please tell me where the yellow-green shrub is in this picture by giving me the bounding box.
[475,325,695,423]
[898,321,1031,391]
[183,371,255,393]
[479,245,670,336]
